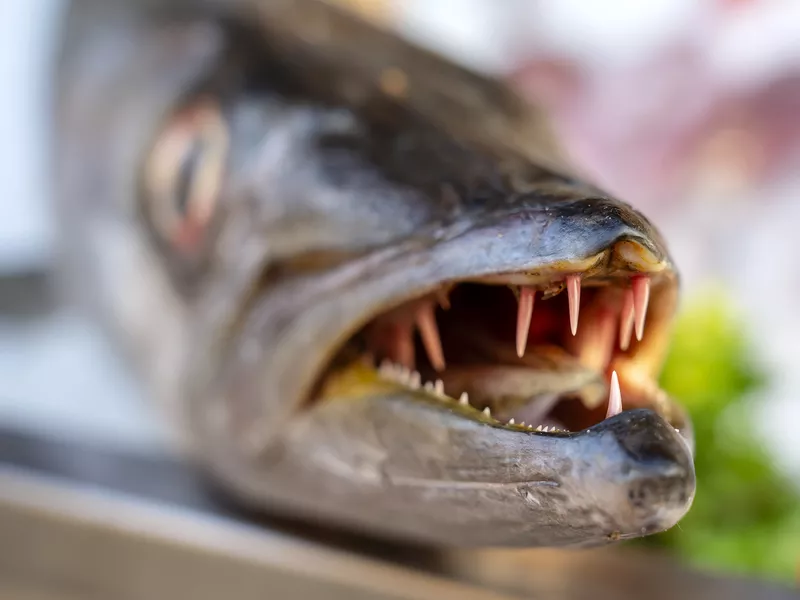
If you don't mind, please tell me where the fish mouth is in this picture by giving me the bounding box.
[313,236,690,446]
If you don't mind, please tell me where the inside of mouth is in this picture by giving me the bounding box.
[425,284,614,431]
[318,273,670,434]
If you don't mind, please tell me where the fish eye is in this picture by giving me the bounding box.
[143,97,229,253]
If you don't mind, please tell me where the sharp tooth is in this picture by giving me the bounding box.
[434,379,444,396]
[396,328,415,369]
[619,288,635,351]
[368,321,415,370]
[436,289,451,311]
[416,303,446,371]
[387,325,415,369]
[424,381,434,392]
[566,275,581,336]
[508,418,515,425]
[575,304,616,373]
[458,391,469,405]
[632,276,650,341]
[606,370,623,418]
[516,287,536,357]
[409,371,421,389]
[483,407,491,417]
[596,309,618,370]
[535,425,543,431]
[519,421,526,427]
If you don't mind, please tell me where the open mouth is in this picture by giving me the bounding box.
[316,240,684,437]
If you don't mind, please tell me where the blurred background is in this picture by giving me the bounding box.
[1,0,799,589]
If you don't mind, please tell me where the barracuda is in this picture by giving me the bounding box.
[53,0,695,547]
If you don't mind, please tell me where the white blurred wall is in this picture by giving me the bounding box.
[0,1,61,273]
[0,0,173,454]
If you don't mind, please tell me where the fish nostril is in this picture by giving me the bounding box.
[628,483,650,509]
[627,472,695,516]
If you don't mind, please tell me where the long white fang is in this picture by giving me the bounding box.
[459,392,469,405]
[416,303,446,371]
[619,288,635,351]
[606,370,623,418]
[516,287,536,357]
[566,275,581,336]
[632,276,650,341]
[483,407,491,417]
[437,289,451,311]
[434,379,444,396]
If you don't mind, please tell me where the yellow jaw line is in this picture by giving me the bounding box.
[315,358,538,430]
[318,359,404,402]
